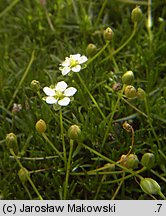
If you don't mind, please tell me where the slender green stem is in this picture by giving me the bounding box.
[7,50,35,109]
[144,97,161,149]
[147,0,153,43]
[60,109,67,166]
[22,183,33,200]
[95,0,107,27]
[44,7,55,32]
[101,84,126,149]
[10,149,43,200]
[81,142,141,176]
[9,155,58,161]
[114,22,137,55]
[0,0,20,18]
[77,73,106,120]
[122,97,148,118]
[150,169,166,184]
[87,41,110,65]
[158,191,166,200]
[71,0,80,23]
[25,173,43,200]
[117,0,148,5]
[103,168,146,184]
[158,149,166,161]
[37,91,56,119]
[94,174,106,199]
[42,133,64,161]
[63,139,74,200]
[111,171,125,200]
[102,23,137,63]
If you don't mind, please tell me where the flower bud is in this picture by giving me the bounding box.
[124,85,137,98]
[120,154,139,169]
[68,125,81,140]
[137,88,146,100]
[103,27,114,41]
[122,71,134,85]
[140,178,161,195]
[141,153,155,169]
[131,6,142,23]
[6,133,19,155]
[30,80,40,92]
[18,167,30,183]
[85,43,97,57]
[35,119,47,133]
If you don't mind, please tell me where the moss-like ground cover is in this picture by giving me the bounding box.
[0,0,166,200]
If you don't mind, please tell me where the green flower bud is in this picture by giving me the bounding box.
[18,167,30,183]
[140,178,161,195]
[137,88,146,100]
[103,27,114,41]
[35,119,47,133]
[122,71,134,85]
[141,153,155,169]
[131,6,142,23]
[85,43,97,57]
[68,125,81,140]
[30,80,40,92]
[124,85,137,98]
[120,154,139,169]
[6,133,19,155]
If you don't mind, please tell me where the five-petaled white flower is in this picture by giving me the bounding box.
[43,81,77,106]
[59,54,88,76]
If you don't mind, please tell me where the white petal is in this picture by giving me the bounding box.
[78,55,88,64]
[61,67,71,76]
[55,81,68,92]
[64,87,77,96]
[70,54,80,61]
[43,87,55,96]
[45,96,57,104]
[58,97,70,106]
[61,58,70,67]
[72,65,81,72]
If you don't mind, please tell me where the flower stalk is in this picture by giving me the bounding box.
[63,139,74,199]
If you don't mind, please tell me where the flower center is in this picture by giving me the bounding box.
[70,58,78,67]
[55,91,64,100]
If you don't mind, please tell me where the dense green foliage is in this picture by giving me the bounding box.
[0,0,166,200]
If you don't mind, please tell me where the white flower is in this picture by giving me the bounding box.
[43,81,77,106]
[59,54,88,76]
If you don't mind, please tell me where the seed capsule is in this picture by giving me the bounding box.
[120,154,139,169]
[86,43,97,57]
[131,6,143,23]
[6,133,19,155]
[140,178,161,195]
[124,85,137,98]
[141,153,155,169]
[137,88,146,100]
[103,27,114,41]
[18,167,30,183]
[35,119,47,133]
[68,125,81,140]
[122,71,134,85]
